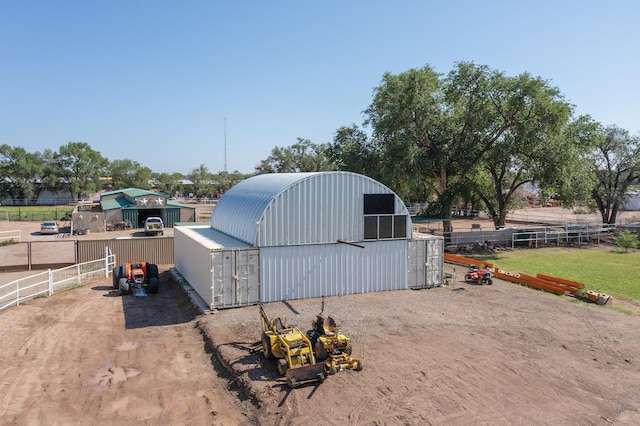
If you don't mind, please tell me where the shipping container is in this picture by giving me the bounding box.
[408,236,444,289]
[174,226,259,309]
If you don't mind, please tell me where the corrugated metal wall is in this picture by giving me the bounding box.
[259,240,408,303]
[257,172,411,246]
[165,208,181,227]
[122,210,139,229]
[77,238,174,265]
[174,228,217,308]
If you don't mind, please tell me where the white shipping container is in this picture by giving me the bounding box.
[174,226,260,309]
[408,236,444,289]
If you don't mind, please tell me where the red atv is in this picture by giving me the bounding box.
[464,265,493,285]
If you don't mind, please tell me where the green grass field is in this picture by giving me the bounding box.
[470,247,640,301]
[0,206,74,222]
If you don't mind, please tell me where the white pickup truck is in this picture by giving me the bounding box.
[144,217,164,236]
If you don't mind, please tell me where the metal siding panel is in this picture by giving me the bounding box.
[122,210,139,228]
[165,208,180,227]
[174,227,215,308]
[77,238,174,264]
[260,241,407,303]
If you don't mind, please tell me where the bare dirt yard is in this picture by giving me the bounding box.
[2,209,640,425]
[2,263,640,425]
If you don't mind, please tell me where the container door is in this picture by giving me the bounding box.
[425,238,444,288]
[235,248,260,305]
[211,249,260,309]
[407,239,426,289]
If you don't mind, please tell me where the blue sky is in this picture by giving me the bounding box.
[1,1,638,175]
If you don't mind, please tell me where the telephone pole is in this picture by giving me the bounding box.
[224,117,227,172]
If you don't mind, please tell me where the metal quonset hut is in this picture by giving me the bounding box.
[173,172,443,309]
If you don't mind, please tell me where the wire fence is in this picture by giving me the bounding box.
[0,247,116,312]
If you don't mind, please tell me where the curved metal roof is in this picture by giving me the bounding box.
[211,173,316,244]
[211,171,410,246]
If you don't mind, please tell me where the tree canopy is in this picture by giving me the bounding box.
[588,125,640,224]
[256,138,336,174]
[360,62,578,229]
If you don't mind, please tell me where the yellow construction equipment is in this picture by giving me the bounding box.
[259,304,326,387]
[307,300,362,374]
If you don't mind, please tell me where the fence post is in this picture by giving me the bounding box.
[48,269,53,296]
[105,246,110,278]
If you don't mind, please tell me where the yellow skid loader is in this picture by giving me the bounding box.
[259,304,326,387]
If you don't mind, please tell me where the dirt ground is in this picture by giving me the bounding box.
[3,263,640,425]
[2,209,640,424]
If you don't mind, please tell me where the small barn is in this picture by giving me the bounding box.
[174,172,443,309]
[72,188,196,233]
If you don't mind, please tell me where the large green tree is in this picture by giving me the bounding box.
[468,73,575,228]
[187,164,214,198]
[108,158,153,190]
[210,170,248,196]
[364,62,588,230]
[366,63,529,230]
[256,138,336,173]
[56,142,108,200]
[589,125,640,224]
[151,172,185,197]
[0,144,42,203]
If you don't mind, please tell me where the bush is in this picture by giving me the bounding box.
[613,230,639,252]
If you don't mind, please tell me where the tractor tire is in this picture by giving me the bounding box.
[146,263,159,279]
[149,277,159,294]
[464,274,472,283]
[262,334,275,360]
[345,343,353,356]
[355,360,363,371]
[486,278,493,285]
[118,280,127,296]
[314,339,328,361]
[112,266,121,289]
[277,358,288,376]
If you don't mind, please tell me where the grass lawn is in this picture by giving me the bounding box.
[0,206,74,222]
[470,247,640,302]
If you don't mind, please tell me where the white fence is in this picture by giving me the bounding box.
[440,224,618,249]
[509,225,617,249]
[0,247,115,312]
[0,230,21,243]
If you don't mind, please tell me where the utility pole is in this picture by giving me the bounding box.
[224,117,227,172]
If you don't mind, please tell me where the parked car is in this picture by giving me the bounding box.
[40,221,59,235]
[144,217,164,236]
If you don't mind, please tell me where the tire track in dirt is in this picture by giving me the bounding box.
[0,277,256,425]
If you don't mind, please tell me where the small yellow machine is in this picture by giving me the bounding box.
[308,305,362,374]
[259,304,326,387]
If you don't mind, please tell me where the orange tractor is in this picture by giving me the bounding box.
[112,262,159,296]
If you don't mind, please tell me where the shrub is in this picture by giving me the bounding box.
[613,230,639,252]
